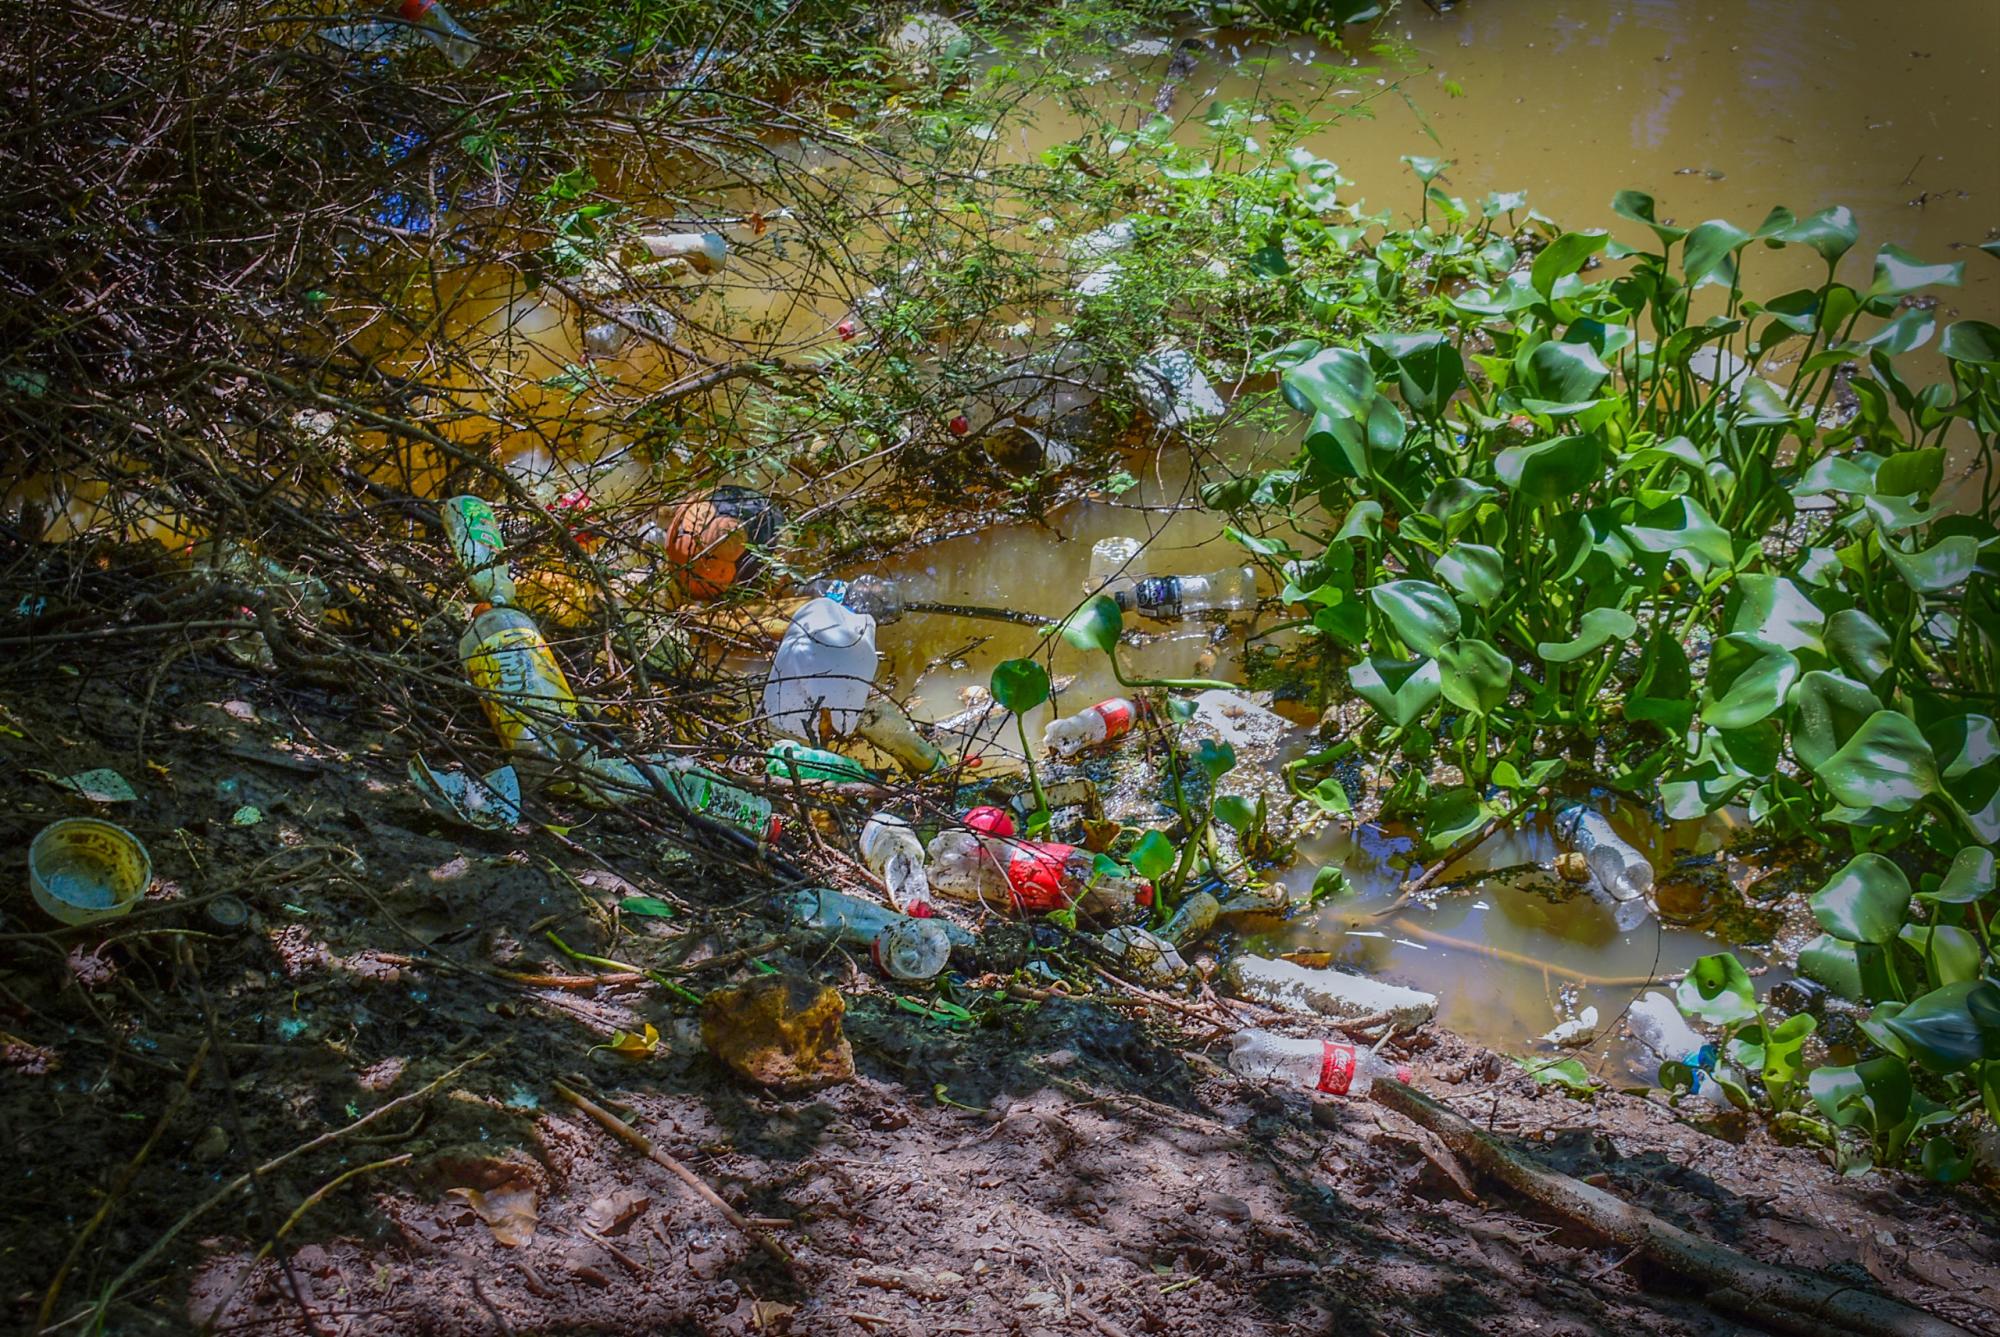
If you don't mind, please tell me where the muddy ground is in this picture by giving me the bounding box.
[3,660,1997,1336]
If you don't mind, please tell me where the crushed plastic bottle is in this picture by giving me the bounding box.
[459,605,581,758]
[924,831,1150,921]
[442,495,517,605]
[855,699,944,774]
[763,596,878,741]
[396,0,478,67]
[1553,801,1654,904]
[1042,696,1141,759]
[1228,1029,1411,1097]
[1099,925,1188,985]
[1628,991,1732,1108]
[780,887,956,981]
[860,813,933,916]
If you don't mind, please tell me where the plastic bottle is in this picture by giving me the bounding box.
[395,0,478,66]
[779,888,954,982]
[802,573,905,624]
[1114,568,1260,619]
[1042,697,1142,758]
[1160,889,1220,947]
[1085,536,1143,587]
[856,700,943,774]
[763,597,878,741]
[924,832,1151,921]
[1553,801,1654,903]
[1228,1029,1412,1097]
[458,605,581,758]
[639,232,729,274]
[442,496,517,605]
[577,751,780,841]
[765,742,873,784]
[859,813,933,916]
[1628,991,1731,1107]
[1100,925,1188,985]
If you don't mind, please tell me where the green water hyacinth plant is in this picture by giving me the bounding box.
[1208,183,1999,1173]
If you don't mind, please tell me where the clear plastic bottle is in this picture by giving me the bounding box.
[1553,802,1654,903]
[576,751,780,841]
[458,605,581,758]
[639,232,729,274]
[1042,697,1141,758]
[925,828,1008,901]
[1628,991,1731,1107]
[924,832,1150,921]
[856,699,943,774]
[1114,568,1260,619]
[859,813,933,916]
[395,0,478,66]
[1100,925,1188,985]
[1228,1029,1411,1097]
[442,495,517,605]
[1160,889,1220,947]
[780,888,953,982]
[802,574,905,624]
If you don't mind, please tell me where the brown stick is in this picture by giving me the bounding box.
[552,1081,794,1271]
[1371,1079,1969,1337]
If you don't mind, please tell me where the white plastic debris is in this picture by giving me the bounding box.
[1225,954,1436,1029]
[1538,1006,1599,1048]
[1129,343,1225,429]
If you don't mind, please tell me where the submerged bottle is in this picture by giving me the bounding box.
[395,0,478,66]
[856,699,943,774]
[1553,801,1654,903]
[1114,568,1260,619]
[780,888,954,982]
[1042,697,1142,759]
[442,495,517,605]
[1228,1029,1411,1097]
[655,487,783,600]
[639,232,729,274]
[860,813,934,916]
[458,605,581,758]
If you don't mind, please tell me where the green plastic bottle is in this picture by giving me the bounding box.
[765,742,874,785]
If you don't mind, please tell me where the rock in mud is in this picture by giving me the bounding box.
[701,975,854,1092]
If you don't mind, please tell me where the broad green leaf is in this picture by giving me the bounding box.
[1436,637,1512,716]
[1213,795,1258,832]
[1434,543,1505,609]
[1524,341,1611,404]
[1940,319,2000,367]
[1882,981,2000,1073]
[1610,189,1687,248]
[1422,478,1500,529]
[1495,435,1601,502]
[1334,498,1384,542]
[1928,713,1999,781]
[1729,1013,1815,1092]
[1727,574,1824,655]
[1535,607,1637,663]
[1364,331,1463,416]
[1866,243,1963,302]
[1677,952,1759,1024]
[1623,496,1735,579]
[1789,671,1882,771]
[1700,636,1799,731]
[1627,628,1694,733]
[1824,608,1893,685]
[1369,579,1461,655]
[1925,846,1995,904]
[1515,1055,1598,1093]
[989,658,1051,713]
[1853,306,1936,356]
[1193,738,1236,782]
[1809,853,1909,943]
[1778,205,1858,265]
[1898,924,1981,986]
[1883,535,1978,592]
[619,896,677,919]
[1060,596,1123,656]
[1348,655,1442,727]
[1285,347,1377,478]
[1130,830,1176,881]
[1682,218,1751,287]
[1811,1055,1911,1130]
[1531,229,1609,298]
[1812,710,1939,812]
[1400,153,1448,183]
[1798,933,1894,1003]
[1873,447,1944,499]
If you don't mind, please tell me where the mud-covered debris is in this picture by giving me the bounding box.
[408,754,521,831]
[1227,954,1437,1028]
[701,974,855,1092]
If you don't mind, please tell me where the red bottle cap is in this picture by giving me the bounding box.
[764,816,784,842]
[1135,880,1153,908]
[964,806,1014,836]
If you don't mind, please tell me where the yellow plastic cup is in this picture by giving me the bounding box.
[27,819,151,925]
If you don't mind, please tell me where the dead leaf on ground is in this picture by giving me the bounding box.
[751,1299,797,1331]
[219,700,259,722]
[429,855,472,882]
[581,1188,651,1235]
[448,1183,539,1247]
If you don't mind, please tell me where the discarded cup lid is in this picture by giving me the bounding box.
[27,818,152,926]
[204,895,251,931]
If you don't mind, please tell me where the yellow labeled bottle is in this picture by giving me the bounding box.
[458,605,580,758]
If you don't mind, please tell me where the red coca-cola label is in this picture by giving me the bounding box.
[399,0,437,19]
[1005,842,1076,913]
[1092,698,1135,739]
[1317,1041,1358,1095]
[964,806,1015,837]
